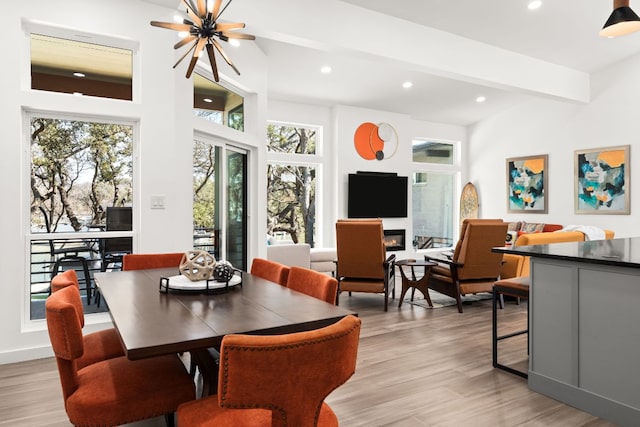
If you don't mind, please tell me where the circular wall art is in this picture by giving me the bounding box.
[354,122,398,161]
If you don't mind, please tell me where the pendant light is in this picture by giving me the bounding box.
[600,0,640,37]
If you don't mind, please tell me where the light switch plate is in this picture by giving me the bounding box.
[150,195,165,209]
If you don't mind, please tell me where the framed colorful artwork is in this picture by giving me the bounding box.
[575,145,629,214]
[506,154,548,213]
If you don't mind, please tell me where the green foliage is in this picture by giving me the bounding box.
[30,117,133,231]
[193,141,217,229]
[266,124,317,245]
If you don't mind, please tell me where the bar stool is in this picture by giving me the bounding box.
[492,276,529,379]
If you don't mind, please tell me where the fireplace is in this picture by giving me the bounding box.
[383,229,405,251]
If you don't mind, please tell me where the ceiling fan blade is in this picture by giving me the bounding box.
[173,39,199,68]
[211,38,240,75]
[197,0,206,16]
[215,22,245,31]
[206,43,220,82]
[150,21,193,32]
[174,35,197,50]
[211,0,222,18]
[220,31,255,40]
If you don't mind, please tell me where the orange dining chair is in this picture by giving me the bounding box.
[286,266,338,304]
[50,269,124,369]
[46,286,196,427]
[250,257,290,286]
[95,252,185,307]
[122,252,184,271]
[177,315,361,427]
[194,257,293,397]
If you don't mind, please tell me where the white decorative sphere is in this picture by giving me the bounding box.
[179,250,216,281]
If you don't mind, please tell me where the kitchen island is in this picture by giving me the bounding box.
[496,237,640,427]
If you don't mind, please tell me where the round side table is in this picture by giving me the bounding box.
[396,259,437,308]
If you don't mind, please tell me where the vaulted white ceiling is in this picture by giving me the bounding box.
[145,0,640,126]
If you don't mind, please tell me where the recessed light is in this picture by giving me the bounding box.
[73,92,83,96]
[320,65,332,74]
[178,31,189,38]
[203,98,213,103]
[229,39,241,47]
[476,96,486,103]
[73,72,85,78]
[528,1,542,10]
[402,81,413,89]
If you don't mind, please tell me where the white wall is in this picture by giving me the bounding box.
[469,53,640,238]
[0,0,267,363]
[333,105,467,257]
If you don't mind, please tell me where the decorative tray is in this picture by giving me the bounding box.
[159,273,242,294]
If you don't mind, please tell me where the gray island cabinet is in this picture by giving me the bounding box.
[496,237,640,427]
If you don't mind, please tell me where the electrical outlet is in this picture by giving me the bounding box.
[150,195,165,209]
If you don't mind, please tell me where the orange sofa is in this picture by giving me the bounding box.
[501,227,615,279]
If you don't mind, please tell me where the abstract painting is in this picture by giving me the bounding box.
[575,145,629,214]
[506,154,548,213]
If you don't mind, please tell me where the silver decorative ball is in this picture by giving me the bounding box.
[213,260,234,281]
[179,250,216,281]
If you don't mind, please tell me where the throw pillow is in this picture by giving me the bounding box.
[520,222,545,233]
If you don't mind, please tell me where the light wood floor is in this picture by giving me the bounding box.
[0,293,617,427]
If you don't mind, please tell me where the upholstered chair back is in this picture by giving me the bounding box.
[250,257,290,286]
[452,219,505,261]
[286,266,338,304]
[455,221,508,280]
[46,286,85,400]
[50,270,84,327]
[335,219,386,279]
[218,315,361,427]
[122,252,184,271]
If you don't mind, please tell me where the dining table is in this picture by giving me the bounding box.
[94,268,357,360]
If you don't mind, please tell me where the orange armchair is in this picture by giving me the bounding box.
[250,257,290,286]
[286,266,338,304]
[50,269,124,369]
[122,252,184,271]
[335,219,396,311]
[177,315,361,427]
[46,286,195,427]
[426,219,508,313]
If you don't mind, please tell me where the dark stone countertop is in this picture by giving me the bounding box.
[493,237,640,269]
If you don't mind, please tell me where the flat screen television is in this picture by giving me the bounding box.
[348,172,408,218]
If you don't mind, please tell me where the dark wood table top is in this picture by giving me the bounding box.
[94,268,357,360]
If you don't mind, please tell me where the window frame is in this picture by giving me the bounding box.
[24,108,139,322]
[411,137,462,253]
[266,121,323,247]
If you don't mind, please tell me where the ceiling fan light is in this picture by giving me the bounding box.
[600,5,640,37]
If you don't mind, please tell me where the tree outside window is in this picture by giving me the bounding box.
[30,117,133,231]
[266,124,318,246]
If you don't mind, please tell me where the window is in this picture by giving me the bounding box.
[193,139,248,270]
[28,114,134,319]
[412,139,460,250]
[30,34,133,101]
[266,123,319,246]
[193,73,244,131]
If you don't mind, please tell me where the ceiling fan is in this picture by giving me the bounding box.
[151,0,255,81]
